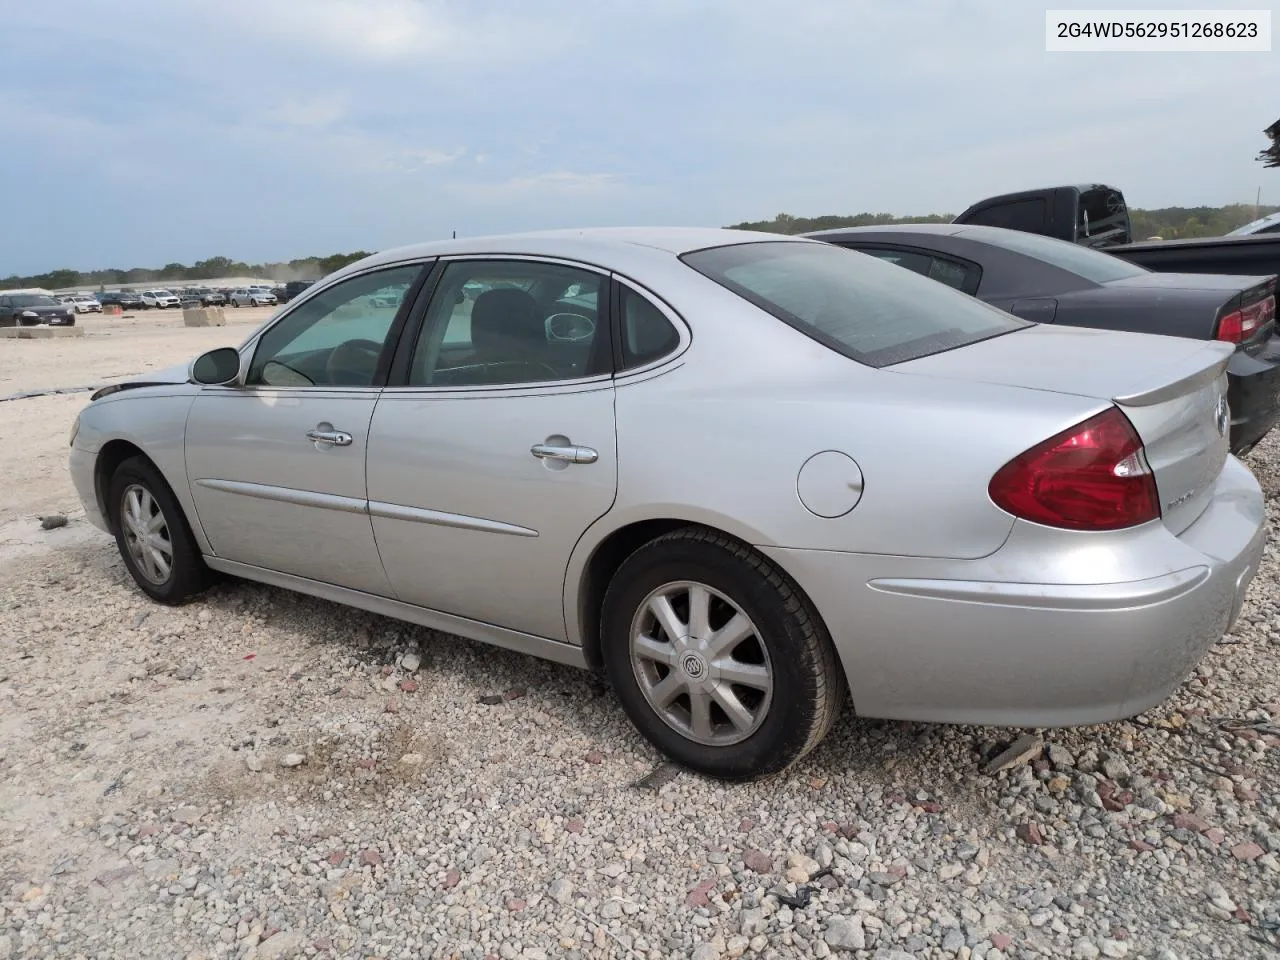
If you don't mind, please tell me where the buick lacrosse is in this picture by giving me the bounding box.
[69,228,1266,779]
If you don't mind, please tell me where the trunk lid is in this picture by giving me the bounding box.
[891,324,1233,534]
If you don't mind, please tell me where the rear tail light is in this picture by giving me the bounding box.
[1216,291,1276,343]
[989,407,1159,531]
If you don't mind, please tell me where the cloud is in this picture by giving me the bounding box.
[263,95,351,129]
[1,0,1276,275]
[502,172,622,191]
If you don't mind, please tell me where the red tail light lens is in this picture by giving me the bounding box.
[1216,294,1275,343]
[989,407,1160,531]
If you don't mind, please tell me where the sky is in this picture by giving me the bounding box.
[1,0,1277,274]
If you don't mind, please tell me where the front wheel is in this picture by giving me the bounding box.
[601,526,844,781]
[108,456,212,604]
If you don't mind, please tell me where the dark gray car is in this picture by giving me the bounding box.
[808,223,1280,455]
[0,293,78,327]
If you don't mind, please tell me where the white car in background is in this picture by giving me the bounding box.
[140,289,181,309]
[1226,212,1280,237]
[68,294,102,313]
[230,287,278,307]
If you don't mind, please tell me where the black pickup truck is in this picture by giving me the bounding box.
[953,183,1280,279]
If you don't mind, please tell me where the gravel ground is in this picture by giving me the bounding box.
[1,327,1278,959]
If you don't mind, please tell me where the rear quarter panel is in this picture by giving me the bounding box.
[1054,286,1223,339]
[563,278,1108,644]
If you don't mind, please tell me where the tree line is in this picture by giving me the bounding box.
[5,201,1278,290]
[2,252,371,292]
[730,203,1279,241]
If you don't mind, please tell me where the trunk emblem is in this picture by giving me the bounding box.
[1214,395,1229,438]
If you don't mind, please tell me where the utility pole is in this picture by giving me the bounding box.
[1256,187,1262,219]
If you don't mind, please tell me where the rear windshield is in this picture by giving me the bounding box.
[958,226,1147,283]
[681,241,1028,367]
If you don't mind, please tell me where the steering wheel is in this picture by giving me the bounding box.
[545,312,596,343]
[326,338,383,385]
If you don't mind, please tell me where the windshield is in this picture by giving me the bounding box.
[958,225,1147,283]
[13,295,57,306]
[681,241,1029,368]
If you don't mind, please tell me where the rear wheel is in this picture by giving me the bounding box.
[601,526,844,781]
[108,456,211,604]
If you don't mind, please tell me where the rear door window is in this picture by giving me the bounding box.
[618,286,681,370]
[682,241,1026,368]
[962,198,1047,233]
[846,245,981,295]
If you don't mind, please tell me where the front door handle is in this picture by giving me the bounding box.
[531,442,598,464]
[306,427,353,447]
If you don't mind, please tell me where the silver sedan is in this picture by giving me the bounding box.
[68,228,1267,780]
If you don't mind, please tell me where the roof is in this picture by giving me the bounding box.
[353,226,803,272]
[803,223,969,239]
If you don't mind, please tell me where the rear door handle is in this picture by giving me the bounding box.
[531,442,598,464]
[306,427,353,447]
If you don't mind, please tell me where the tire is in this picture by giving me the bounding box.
[600,526,844,781]
[108,455,212,604]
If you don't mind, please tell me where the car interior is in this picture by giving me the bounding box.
[411,270,607,386]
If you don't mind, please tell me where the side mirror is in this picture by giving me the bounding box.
[190,347,243,386]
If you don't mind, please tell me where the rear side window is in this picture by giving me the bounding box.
[959,226,1147,283]
[963,198,1047,233]
[850,246,980,294]
[619,286,680,370]
[682,241,1027,368]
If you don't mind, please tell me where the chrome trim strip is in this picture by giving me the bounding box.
[193,479,367,515]
[367,501,538,537]
[202,557,587,666]
[867,566,1209,610]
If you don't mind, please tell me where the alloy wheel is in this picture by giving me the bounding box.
[629,580,774,746]
[120,484,173,585]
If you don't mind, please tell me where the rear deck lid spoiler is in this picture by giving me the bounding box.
[1111,346,1231,406]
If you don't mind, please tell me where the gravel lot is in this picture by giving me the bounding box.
[1,316,1278,960]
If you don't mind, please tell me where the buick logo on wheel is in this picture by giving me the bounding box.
[1214,395,1229,438]
[681,653,707,680]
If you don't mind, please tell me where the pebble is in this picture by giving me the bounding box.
[2,428,1278,960]
[823,916,865,951]
[278,753,305,768]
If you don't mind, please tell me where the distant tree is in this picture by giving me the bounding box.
[316,251,372,274]
[1260,117,1280,168]
[191,256,234,278]
[159,262,188,281]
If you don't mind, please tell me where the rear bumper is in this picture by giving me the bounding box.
[763,456,1266,727]
[1227,341,1280,453]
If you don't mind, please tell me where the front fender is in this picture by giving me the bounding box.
[73,387,208,553]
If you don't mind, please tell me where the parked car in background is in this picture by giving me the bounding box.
[1227,212,1280,237]
[67,228,1265,780]
[100,290,147,310]
[0,293,77,326]
[66,294,102,313]
[229,287,278,307]
[281,280,316,303]
[810,223,1280,456]
[140,289,181,309]
[181,287,227,307]
[953,183,1280,280]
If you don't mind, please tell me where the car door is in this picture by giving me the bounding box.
[184,261,430,596]
[366,257,618,641]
